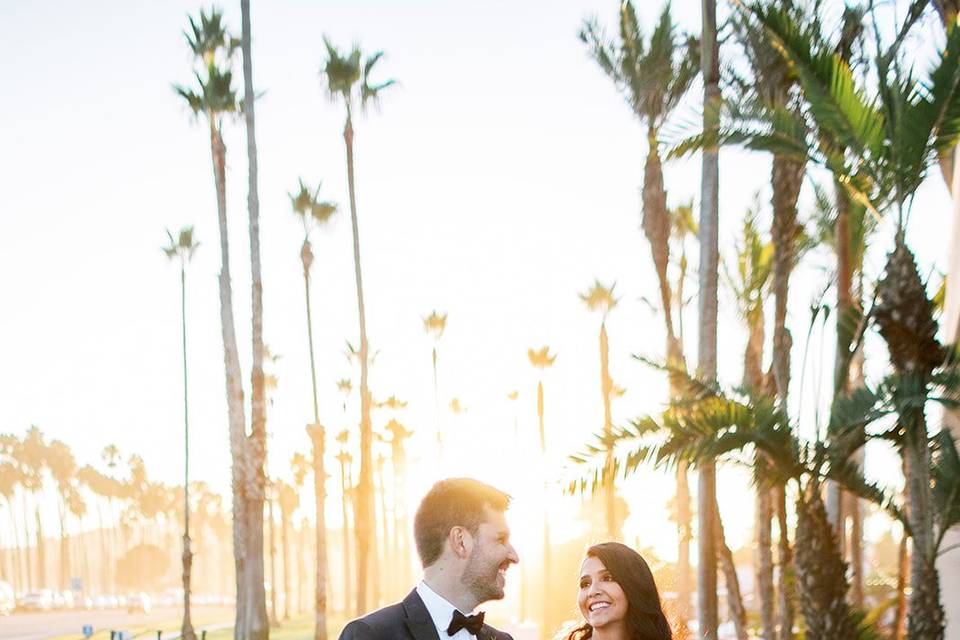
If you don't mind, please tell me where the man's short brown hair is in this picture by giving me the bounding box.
[414,477,511,568]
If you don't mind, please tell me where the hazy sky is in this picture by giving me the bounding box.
[0,0,950,562]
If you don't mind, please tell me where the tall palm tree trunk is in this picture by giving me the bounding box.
[21,494,31,590]
[827,189,853,546]
[905,411,943,640]
[208,117,252,637]
[640,134,693,608]
[776,486,795,640]
[756,489,776,640]
[308,426,328,639]
[768,152,804,640]
[239,3,269,637]
[179,264,196,640]
[302,247,329,640]
[794,487,858,640]
[342,112,375,615]
[698,1,720,637]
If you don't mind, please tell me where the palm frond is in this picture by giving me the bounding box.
[932,429,960,537]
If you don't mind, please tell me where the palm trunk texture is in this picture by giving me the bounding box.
[302,243,329,640]
[240,2,270,637]
[343,113,375,615]
[794,488,858,640]
[179,265,196,640]
[698,1,720,636]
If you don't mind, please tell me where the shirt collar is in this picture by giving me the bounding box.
[417,580,466,637]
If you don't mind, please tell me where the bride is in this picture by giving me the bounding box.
[566,542,673,640]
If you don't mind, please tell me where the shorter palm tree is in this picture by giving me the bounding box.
[163,226,199,640]
[289,178,337,639]
[321,37,395,613]
[423,311,447,454]
[570,360,956,640]
[527,345,556,638]
[580,280,619,539]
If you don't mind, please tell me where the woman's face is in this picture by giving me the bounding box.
[578,555,628,631]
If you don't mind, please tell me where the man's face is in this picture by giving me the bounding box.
[461,506,519,603]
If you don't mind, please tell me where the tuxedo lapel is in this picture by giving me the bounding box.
[402,589,442,640]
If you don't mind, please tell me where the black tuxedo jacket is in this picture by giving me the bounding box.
[337,589,514,640]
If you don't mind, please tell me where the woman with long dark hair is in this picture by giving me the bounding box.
[567,542,672,640]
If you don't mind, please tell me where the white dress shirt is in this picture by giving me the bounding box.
[416,580,475,640]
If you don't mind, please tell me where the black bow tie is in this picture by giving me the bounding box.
[447,610,485,636]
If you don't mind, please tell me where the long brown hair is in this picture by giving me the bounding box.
[567,542,672,640]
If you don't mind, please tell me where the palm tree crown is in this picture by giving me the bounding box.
[163,227,199,265]
[321,38,395,115]
[580,1,698,128]
[528,346,557,370]
[289,179,337,234]
[580,280,618,318]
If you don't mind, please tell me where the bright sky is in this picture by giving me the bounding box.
[0,0,950,570]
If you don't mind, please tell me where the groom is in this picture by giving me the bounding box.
[338,477,520,640]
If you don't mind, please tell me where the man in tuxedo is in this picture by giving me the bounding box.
[338,477,520,640]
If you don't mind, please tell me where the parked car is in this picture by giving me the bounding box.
[18,589,54,611]
[126,592,151,614]
[0,581,14,615]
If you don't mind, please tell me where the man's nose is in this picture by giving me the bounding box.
[507,543,519,564]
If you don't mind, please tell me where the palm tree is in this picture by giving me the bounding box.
[527,345,556,640]
[174,9,264,635]
[423,311,447,455]
[45,440,76,591]
[0,459,24,593]
[276,479,298,622]
[320,39,394,612]
[289,177,337,640]
[291,453,310,616]
[384,419,413,589]
[580,5,699,618]
[723,210,773,640]
[334,429,354,615]
[238,1,270,635]
[572,367,908,640]
[19,427,47,589]
[751,6,960,637]
[579,281,619,539]
[305,422,328,636]
[76,465,111,593]
[580,2,697,372]
[163,225,199,640]
[265,480,279,627]
[528,347,557,455]
[698,0,721,635]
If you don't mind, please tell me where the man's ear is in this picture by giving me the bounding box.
[448,525,473,559]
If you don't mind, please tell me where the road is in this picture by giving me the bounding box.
[0,605,233,640]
